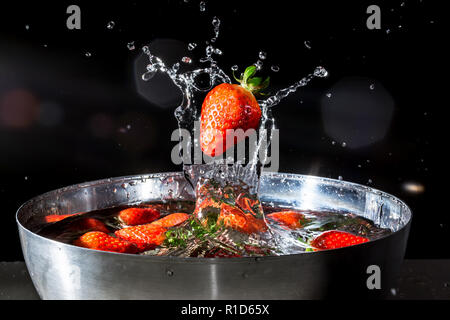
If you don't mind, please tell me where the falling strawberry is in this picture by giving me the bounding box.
[74,231,138,254]
[115,213,189,251]
[266,211,307,230]
[310,230,369,251]
[119,207,161,226]
[200,66,269,156]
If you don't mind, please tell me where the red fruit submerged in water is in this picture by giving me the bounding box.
[119,207,160,226]
[200,66,269,157]
[115,213,190,251]
[71,218,110,233]
[74,231,138,254]
[44,213,78,223]
[218,203,267,234]
[266,211,307,230]
[310,230,369,250]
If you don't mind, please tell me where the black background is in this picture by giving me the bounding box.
[0,0,446,261]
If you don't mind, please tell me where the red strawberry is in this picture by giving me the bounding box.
[44,213,78,223]
[266,211,306,230]
[310,230,369,251]
[151,213,190,228]
[218,203,267,234]
[73,231,138,254]
[115,224,166,251]
[71,218,110,233]
[119,207,160,226]
[200,66,269,156]
[115,213,189,251]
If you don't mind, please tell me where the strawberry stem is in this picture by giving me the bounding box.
[236,65,270,95]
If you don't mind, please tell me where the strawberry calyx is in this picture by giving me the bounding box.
[234,65,270,95]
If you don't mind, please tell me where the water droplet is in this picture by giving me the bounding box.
[231,65,238,71]
[331,141,336,145]
[85,52,92,57]
[341,142,347,147]
[368,179,373,184]
[400,2,405,7]
[188,43,197,51]
[182,56,192,64]
[314,66,328,78]
[254,60,263,70]
[304,41,311,49]
[338,176,343,181]
[326,93,332,98]
[386,29,391,34]
[199,1,206,11]
[369,84,375,90]
[258,51,267,60]
[106,21,115,30]
[214,48,223,55]
[166,269,174,277]
[212,16,220,28]
[25,25,30,30]
[127,41,135,50]
[271,65,280,72]
[206,45,213,57]
[390,288,397,296]
[24,176,29,181]
[142,46,150,55]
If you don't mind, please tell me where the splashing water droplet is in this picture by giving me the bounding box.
[326,93,332,98]
[314,66,328,78]
[25,25,30,30]
[142,46,150,54]
[182,56,192,64]
[331,141,336,145]
[188,43,197,51]
[255,60,263,70]
[107,21,115,29]
[259,51,267,60]
[212,16,220,28]
[370,84,375,90]
[341,142,347,147]
[127,41,135,50]
[199,1,206,12]
[338,176,343,181]
[386,29,391,34]
[214,48,223,55]
[85,52,92,57]
[271,65,280,72]
[304,41,311,49]
[231,65,238,71]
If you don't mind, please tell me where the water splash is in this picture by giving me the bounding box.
[141,16,328,255]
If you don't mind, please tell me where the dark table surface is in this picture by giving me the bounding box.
[1,259,449,300]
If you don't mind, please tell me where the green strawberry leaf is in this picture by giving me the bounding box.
[243,66,257,83]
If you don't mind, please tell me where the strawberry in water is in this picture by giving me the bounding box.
[266,211,307,230]
[74,231,138,254]
[310,230,369,251]
[200,66,269,156]
[218,203,267,234]
[71,218,110,234]
[151,212,190,228]
[119,207,161,226]
[44,213,78,223]
[115,213,189,251]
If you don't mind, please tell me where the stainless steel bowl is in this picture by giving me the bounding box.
[16,172,411,299]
